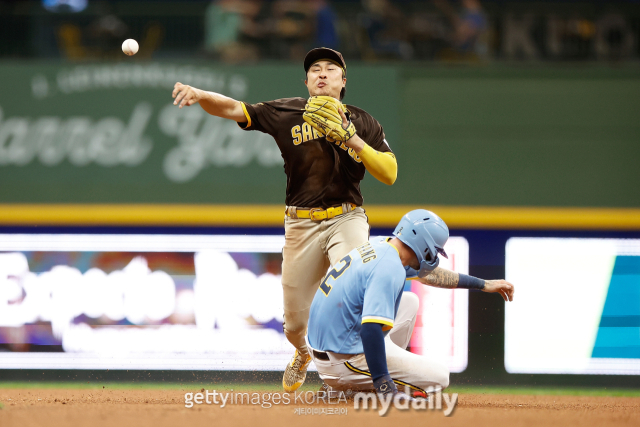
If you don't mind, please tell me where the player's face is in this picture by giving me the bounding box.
[305,61,346,100]
[409,254,420,270]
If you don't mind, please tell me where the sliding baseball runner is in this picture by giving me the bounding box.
[306,210,515,397]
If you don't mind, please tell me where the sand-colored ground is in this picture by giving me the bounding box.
[1,388,639,427]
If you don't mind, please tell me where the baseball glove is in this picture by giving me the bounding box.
[303,96,356,143]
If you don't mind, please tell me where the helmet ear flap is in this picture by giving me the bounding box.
[418,257,439,276]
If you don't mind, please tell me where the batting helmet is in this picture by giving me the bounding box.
[392,209,449,275]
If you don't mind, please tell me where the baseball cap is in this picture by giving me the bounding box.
[304,47,347,73]
[304,47,347,99]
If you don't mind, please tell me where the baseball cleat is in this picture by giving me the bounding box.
[412,390,429,401]
[282,349,312,392]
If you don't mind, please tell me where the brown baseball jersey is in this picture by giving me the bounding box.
[238,97,392,209]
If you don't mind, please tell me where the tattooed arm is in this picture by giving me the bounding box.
[414,267,515,301]
[415,267,460,289]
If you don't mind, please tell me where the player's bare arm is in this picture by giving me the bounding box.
[417,267,459,289]
[416,267,515,302]
[172,82,246,122]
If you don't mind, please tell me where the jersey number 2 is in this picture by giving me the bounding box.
[320,254,352,296]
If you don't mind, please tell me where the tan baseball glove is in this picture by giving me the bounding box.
[303,96,356,143]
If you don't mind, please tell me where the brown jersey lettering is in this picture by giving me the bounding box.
[238,97,392,208]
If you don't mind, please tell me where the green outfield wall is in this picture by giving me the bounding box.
[396,66,640,209]
[0,62,401,205]
[0,62,638,225]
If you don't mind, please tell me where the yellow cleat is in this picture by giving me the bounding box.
[282,349,312,392]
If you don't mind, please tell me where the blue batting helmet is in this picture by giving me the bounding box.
[392,209,449,275]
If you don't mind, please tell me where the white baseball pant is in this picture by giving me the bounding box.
[281,207,369,355]
[307,292,450,394]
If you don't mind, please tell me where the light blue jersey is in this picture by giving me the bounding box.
[307,237,408,354]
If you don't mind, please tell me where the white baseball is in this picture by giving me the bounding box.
[122,39,139,56]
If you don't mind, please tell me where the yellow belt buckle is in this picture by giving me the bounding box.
[309,208,326,221]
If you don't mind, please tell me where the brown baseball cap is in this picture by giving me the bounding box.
[304,47,347,73]
[304,47,347,99]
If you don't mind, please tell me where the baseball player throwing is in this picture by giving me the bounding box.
[172,47,397,391]
[306,209,515,397]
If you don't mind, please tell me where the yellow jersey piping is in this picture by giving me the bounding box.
[343,362,426,394]
[240,102,251,128]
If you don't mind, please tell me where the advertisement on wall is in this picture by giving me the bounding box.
[505,238,640,375]
[0,233,467,371]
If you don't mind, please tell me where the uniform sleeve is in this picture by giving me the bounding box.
[354,111,396,184]
[357,144,397,185]
[236,101,278,135]
[360,113,392,154]
[362,262,404,330]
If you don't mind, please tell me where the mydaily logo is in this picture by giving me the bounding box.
[353,387,458,416]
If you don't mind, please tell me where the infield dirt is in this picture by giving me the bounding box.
[1,388,639,427]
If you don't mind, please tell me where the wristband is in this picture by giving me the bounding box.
[458,274,485,290]
[373,375,397,395]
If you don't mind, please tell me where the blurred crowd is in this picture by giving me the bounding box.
[204,0,339,63]
[0,0,638,62]
[204,0,488,62]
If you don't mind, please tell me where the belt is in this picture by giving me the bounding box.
[285,203,356,221]
[313,349,330,361]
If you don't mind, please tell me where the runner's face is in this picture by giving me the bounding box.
[305,60,346,100]
[409,253,420,270]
